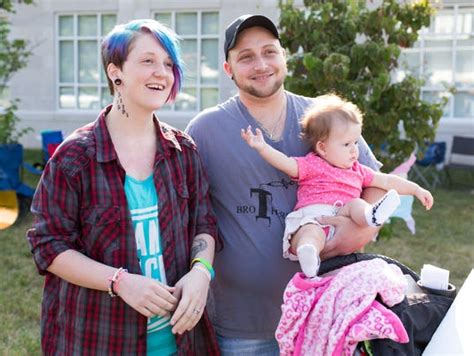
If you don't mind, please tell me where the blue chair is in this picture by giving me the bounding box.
[0,143,35,197]
[41,130,63,163]
[24,130,64,175]
[410,142,446,189]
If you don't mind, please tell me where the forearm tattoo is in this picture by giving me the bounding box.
[191,237,208,259]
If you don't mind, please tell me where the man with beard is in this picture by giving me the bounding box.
[186,15,382,355]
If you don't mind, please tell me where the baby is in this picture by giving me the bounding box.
[242,94,433,277]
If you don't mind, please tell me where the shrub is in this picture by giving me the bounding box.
[279,0,448,171]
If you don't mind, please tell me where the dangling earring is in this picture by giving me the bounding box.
[114,78,122,85]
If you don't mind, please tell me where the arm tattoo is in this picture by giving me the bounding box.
[191,237,208,259]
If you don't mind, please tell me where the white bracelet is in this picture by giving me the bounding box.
[193,264,211,281]
[108,267,127,297]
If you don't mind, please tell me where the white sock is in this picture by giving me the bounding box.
[297,244,320,278]
[365,189,401,227]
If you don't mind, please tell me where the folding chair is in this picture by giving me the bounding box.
[24,130,64,175]
[0,144,36,228]
[445,136,474,186]
[410,142,446,190]
[41,130,63,164]
[0,190,19,229]
[0,143,35,197]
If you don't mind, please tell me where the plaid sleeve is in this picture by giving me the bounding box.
[185,146,218,243]
[26,157,81,275]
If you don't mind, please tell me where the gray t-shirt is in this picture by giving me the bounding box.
[186,91,381,339]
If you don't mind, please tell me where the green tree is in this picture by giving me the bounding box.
[279,0,447,171]
[0,0,33,144]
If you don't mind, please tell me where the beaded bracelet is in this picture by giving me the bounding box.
[108,267,128,298]
[191,258,215,280]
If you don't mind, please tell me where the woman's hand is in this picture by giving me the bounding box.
[117,272,178,318]
[169,267,211,335]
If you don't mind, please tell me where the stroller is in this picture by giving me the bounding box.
[295,253,456,355]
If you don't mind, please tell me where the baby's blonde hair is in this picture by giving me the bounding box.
[301,94,363,148]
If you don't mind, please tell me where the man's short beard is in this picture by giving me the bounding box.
[233,76,284,98]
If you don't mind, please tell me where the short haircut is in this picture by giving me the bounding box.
[101,19,183,102]
[301,94,363,148]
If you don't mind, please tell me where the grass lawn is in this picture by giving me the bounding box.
[366,188,473,288]
[1,149,473,353]
[1,149,43,354]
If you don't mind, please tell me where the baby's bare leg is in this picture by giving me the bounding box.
[338,191,401,228]
[291,224,326,252]
[337,198,371,227]
[290,224,326,277]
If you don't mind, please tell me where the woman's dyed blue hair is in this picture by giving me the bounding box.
[101,19,183,102]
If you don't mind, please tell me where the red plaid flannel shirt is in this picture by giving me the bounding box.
[27,106,220,355]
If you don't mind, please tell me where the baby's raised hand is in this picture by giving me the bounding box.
[415,187,434,210]
[241,126,267,152]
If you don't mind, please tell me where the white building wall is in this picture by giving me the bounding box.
[7,0,473,149]
[10,0,121,147]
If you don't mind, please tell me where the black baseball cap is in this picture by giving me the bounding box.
[224,14,280,59]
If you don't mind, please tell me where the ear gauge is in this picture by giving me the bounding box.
[114,78,122,85]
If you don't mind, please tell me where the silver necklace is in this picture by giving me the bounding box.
[260,99,286,141]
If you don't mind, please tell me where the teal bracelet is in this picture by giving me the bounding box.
[191,258,215,280]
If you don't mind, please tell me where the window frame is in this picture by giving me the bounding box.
[55,13,116,112]
[400,4,474,121]
[153,10,220,113]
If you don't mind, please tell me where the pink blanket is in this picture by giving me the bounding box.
[276,258,409,355]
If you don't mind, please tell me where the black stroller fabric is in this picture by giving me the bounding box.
[320,253,455,356]
[371,293,453,355]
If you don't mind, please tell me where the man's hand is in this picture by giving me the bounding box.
[319,187,385,260]
[318,215,379,260]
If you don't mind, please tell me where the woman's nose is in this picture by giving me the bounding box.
[153,63,167,76]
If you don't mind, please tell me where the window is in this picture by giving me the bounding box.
[398,5,474,120]
[154,11,219,112]
[57,14,116,110]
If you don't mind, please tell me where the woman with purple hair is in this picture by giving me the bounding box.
[27,19,219,355]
